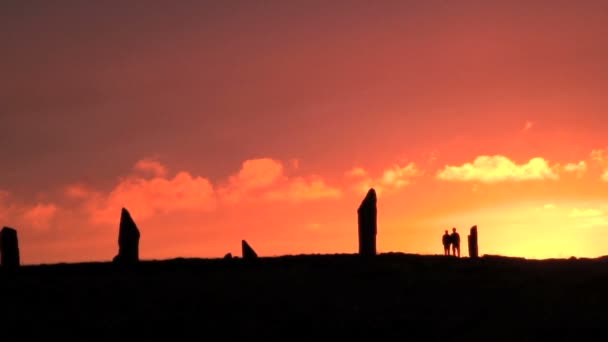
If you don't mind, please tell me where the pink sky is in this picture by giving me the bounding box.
[2,1,608,264]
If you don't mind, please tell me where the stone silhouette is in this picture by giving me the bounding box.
[0,227,20,268]
[468,225,478,259]
[357,188,377,257]
[242,240,258,260]
[224,252,233,259]
[112,208,140,264]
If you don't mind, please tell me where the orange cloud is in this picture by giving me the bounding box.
[71,160,216,223]
[436,155,559,183]
[380,163,421,189]
[219,158,285,202]
[563,161,587,178]
[219,158,341,203]
[133,158,168,177]
[0,191,59,231]
[64,183,94,199]
[590,148,607,164]
[0,190,13,222]
[90,170,216,224]
[22,203,59,230]
[345,167,367,177]
[346,162,422,195]
[589,149,608,181]
[263,176,341,202]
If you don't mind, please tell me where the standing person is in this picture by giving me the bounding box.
[450,227,460,257]
[442,230,451,255]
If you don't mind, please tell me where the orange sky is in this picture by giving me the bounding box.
[2,1,608,264]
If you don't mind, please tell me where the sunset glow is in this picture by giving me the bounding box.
[3,1,608,264]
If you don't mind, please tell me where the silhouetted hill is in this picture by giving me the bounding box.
[1,253,608,340]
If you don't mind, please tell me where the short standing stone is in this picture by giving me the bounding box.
[112,208,140,264]
[241,240,258,260]
[0,227,20,268]
[357,188,377,257]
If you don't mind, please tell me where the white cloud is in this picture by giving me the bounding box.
[437,155,559,183]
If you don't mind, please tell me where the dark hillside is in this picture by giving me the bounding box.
[1,253,608,340]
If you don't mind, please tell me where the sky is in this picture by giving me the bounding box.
[2,1,608,264]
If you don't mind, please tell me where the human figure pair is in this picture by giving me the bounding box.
[442,227,460,257]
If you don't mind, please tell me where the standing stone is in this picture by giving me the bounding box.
[357,188,377,257]
[0,227,20,268]
[242,240,258,260]
[113,208,140,264]
[468,225,478,259]
[224,252,233,259]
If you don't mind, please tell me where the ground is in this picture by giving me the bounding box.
[1,253,607,340]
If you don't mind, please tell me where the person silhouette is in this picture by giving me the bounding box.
[450,227,460,257]
[442,230,450,255]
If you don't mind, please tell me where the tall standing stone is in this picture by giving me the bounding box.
[468,225,478,259]
[242,240,258,260]
[0,227,20,268]
[357,188,377,257]
[113,208,140,264]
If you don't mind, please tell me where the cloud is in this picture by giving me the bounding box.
[590,148,607,164]
[568,208,604,218]
[22,203,59,230]
[346,162,422,195]
[64,183,93,199]
[94,171,216,223]
[380,163,421,189]
[263,176,341,202]
[0,190,13,221]
[428,150,440,163]
[0,191,59,231]
[133,158,168,177]
[563,161,587,178]
[567,207,608,228]
[345,167,368,178]
[589,149,608,181]
[72,160,217,223]
[219,158,285,202]
[219,158,341,203]
[543,204,555,209]
[436,155,559,183]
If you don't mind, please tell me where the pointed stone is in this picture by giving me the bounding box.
[0,227,20,268]
[241,240,258,260]
[224,252,233,259]
[357,188,377,257]
[112,208,140,264]
[468,225,478,259]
